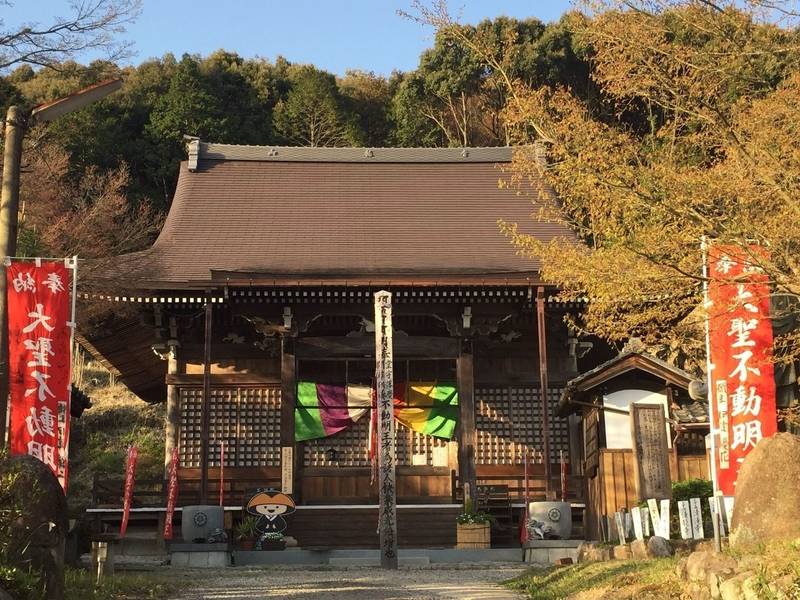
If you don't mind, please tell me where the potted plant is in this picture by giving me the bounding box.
[234,516,259,550]
[456,499,493,549]
[258,532,286,551]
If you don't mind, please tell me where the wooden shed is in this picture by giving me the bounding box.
[557,344,710,540]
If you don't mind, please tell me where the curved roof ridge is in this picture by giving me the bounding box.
[195,141,516,165]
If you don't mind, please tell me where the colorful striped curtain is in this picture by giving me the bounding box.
[294,381,458,442]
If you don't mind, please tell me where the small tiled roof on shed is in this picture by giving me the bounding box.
[120,142,578,289]
[557,348,695,416]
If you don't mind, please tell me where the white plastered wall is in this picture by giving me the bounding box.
[602,389,672,449]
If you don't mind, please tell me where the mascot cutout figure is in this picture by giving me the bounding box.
[246,489,296,549]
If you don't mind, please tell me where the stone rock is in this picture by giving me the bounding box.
[612,544,631,560]
[555,557,574,566]
[677,557,688,579]
[647,536,674,557]
[577,542,612,563]
[576,542,597,563]
[686,581,712,600]
[0,454,67,600]
[630,539,650,559]
[684,550,737,584]
[283,536,298,548]
[768,574,796,599]
[731,432,800,548]
[719,572,751,600]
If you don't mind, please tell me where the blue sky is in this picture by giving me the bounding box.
[6,1,575,75]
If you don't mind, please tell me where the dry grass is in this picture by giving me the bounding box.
[506,540,800,600]
[505,558,682,600]
[68,361,165,514]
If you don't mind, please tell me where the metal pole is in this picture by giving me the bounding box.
[536,287,553,497]
[0,105,26,446]
[374,290,398,569]
[200,302,212,505]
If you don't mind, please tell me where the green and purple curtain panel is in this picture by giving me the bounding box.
[295,382,373,441]
[294,381,458,442]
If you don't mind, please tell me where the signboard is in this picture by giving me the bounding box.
[631,506,644,541]
[707,245,777,495]
[281,446,294,494]
[690,497,704,539]
[678,501,692,540]
[629,404,672,500]
[7,259,74,490]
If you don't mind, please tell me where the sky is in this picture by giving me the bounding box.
[5,0,575,76]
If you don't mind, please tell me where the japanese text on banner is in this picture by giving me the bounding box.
[7,260,72,490]
[707,245,777,495]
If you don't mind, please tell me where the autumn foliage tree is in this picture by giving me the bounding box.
[415,1,800,379]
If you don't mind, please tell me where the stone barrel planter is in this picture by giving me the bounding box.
[456,523,491,549]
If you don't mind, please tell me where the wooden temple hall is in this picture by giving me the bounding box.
[83,141,608,548]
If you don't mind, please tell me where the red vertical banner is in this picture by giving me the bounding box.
[7,259,73,490]
[120,445,139,538]
[707,245,777,496]
[163,446,179,539]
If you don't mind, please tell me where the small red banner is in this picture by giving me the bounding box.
[7,260,72,490]
[120,445,139,538]
[163,446,179,539]
[707,245,778,495]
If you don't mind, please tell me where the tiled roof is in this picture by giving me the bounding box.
[116,143,578,289]
[671,401,709,425]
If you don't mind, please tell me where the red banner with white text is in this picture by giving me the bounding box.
[707,245,777,495]
[163,446,179,539]
[120,445,139,538]
[7,260,73,490]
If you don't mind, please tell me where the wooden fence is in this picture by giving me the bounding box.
[585,449,709,540]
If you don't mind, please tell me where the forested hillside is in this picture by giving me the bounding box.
[0,14,590,227]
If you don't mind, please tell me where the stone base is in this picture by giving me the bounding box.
[522,540,583,565]
[233,547,523,566]
[169,543,231,568]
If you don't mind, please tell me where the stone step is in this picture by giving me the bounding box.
[328,556,430,567]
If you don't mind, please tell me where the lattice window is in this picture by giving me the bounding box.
[395,422,448,466]
[475,386,569,465]
[179,386,281,468]
[304,416,371,467]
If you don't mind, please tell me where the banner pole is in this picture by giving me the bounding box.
[63,255,78,491]
[701,237,720,495]
[702,237,723,553]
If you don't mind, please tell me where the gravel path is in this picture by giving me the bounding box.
[166,564,528,600]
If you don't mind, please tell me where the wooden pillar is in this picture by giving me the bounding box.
[536,287,553,498]
[457,338,476,504]
[374,291,398,569]
[164,351,181,478]
[199,302,212,505]
[280,335,299,497]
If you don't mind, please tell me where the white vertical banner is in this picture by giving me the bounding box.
[631,506,644,541]
[660,499,671,539]
[690,498,704,539]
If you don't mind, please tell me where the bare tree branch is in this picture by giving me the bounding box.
[0,0,141,72]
